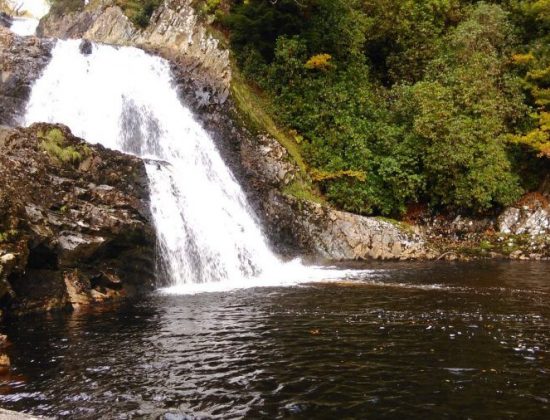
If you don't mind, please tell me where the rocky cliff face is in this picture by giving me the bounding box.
[265,191,431,261]
[240,133,433,260]
[0,27,53,126]
[0,124,156,320]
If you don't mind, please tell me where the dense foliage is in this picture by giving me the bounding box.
[115,0,161,27]
[43,0,550,216]
[217,0,550,216]
[48,0,86,16]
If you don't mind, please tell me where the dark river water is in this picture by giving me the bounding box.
[0,261,549,419]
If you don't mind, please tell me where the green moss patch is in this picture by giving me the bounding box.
[38,128,91,165]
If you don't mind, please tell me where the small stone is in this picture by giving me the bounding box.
[79,39,93,55]
[510,250,522,259]
[0,253,15,264]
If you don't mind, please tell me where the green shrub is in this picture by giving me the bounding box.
[38,128,91,165]
[116,0,161,28]
[220,0,546,216]
[48,0,86,16]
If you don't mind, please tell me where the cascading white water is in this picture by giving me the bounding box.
[25,40,357,293]
[6,0,50,36]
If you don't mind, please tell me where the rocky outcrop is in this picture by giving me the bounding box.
[0,27,53,126]
[265,191,432,261]
[241,134,299,189]
[239,133,432,260]
[417,198,550,260]
[0,124,155,319]
[498,199,550,236]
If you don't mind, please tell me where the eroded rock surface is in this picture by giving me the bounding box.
[0,27,53,126]
[0,124,155,318]
[264,191,432,261]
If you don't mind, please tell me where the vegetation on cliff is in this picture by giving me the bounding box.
[203,0,550,217]
[48,0,160,27]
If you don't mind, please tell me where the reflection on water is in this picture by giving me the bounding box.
[1,261,549,418]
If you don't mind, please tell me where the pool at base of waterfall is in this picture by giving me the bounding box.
[1,261,549,419]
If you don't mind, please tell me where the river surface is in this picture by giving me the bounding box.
[1,261,549,418]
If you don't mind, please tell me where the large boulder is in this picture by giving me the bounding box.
[0,27,54,126]
[0,124,155,318]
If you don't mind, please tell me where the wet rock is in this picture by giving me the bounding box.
[64,270,93,307]
[0,12,12,29]
[0,27,54,126]
[79,38,92,55]
[0,124,155,319]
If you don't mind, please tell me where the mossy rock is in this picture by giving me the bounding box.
[38,127,91,165]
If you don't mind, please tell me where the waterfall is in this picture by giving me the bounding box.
[7,0,50,36]
[24,40,353,292]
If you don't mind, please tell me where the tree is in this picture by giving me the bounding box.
[362,0,462,84]
[410,3,525,211]
[509,0,550,157]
